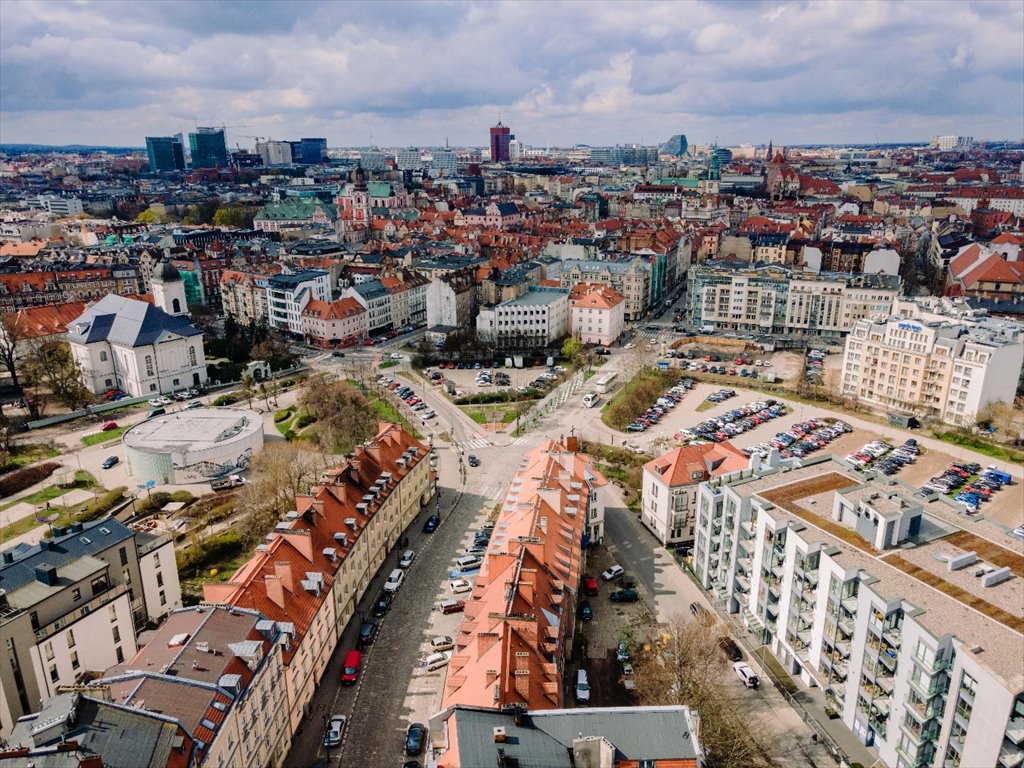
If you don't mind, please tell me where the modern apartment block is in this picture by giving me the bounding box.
[441,437,606,711]
[559,258,651,320]
[265,269,330,335]
[475,287,570,347]
[840,298,1024,425]
[687,262,900,338]
[692,451,1023,768]
[0,520,180,738]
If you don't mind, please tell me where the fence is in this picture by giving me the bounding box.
[519,370,585,433]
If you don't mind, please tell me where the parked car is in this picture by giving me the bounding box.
[323,714,347,747]
[449,579,473,594]
[100,421,119,431]
[610,588,639,603]
[185,400,203,409]
[601,564,624,581]
[405,723,427,756]
[340,650,361,685]
[583,577,599,596]
[734,661,760,689]
[383,569,405,592]
[357,621,379,648]
[616,641,630,662]
[581,600,593,621]
[430,635,455,652]
[575,668,591,703]
[101,456,119,469]
[437,599,465,614]
[399,549,415,568]
[423,515,440,533]
[719,637,743,662]
[371,591,393,618]
[455,555,482,572]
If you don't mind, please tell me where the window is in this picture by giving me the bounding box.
[108,604,117,620]
[71,652,80,670]
[67,630,75,649]
[145,355,154,376]
[149,383,157,392]
[115,646,124,664]
[72,588,81,602]
[189,346,197,367]
[44,642,54,661]
[156,572,164,588]
[49,665,59,683]
[112,626,121,644]
[159,591,167,606]
[99,350,108,362]
[119,546,128,566]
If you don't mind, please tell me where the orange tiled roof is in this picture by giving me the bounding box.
[302,297,366,320]
[644,442,748,487]
[569,283,625,309]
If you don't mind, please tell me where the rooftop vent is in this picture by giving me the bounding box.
[493,726,507,743]
[333,533,349,547]
[345,518,359,531]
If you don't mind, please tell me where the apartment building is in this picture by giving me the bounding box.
[569,282,626,346]
[559,258,651,320]
[476,287,570,347]
[687,262,900,338]
[0,519,180,738]
[220,268,277,327]
[345,279,394,334]
[840,299,1024,425]
[425,267,476,331]
[202,423,430,740]
[381,271,429,328]
[641,442,748,547]
[430,704,704,768]
[692,452,1023,768]
[266,270,330,335]
[300,297,368,348]
[93,604,290,768]
[442,437,606,711]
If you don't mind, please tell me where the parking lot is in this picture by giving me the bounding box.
[420,360,569,397]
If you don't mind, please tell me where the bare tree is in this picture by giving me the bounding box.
[0,313,28,391]
[633,617,774,768]
[23,340,91,410]
[235,442,325,546]
[298,374,377,455]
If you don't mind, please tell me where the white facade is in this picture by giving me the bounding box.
[930,135,974,152]
[345,280,394,333]
[692,454,1024,768]
[266,270,330,335]
[396,148,422,171]
[66,294,208,397]
[840,303,1024,425]
[570,287,625,346]
[475,288,570,346]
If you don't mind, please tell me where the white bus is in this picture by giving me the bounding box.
[582,392,599,408]
[594,372,618,394]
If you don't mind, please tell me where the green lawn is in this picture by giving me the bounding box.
[932,431,1024,464]
[81,426,128,446]
[695,399,716,412]
[0,443,60,473]
[0,471,104,539]
[379,360,400,369]
[368,394,423,439]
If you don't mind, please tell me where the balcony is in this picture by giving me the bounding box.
[1006,718,1024,746]
[914,653,952,676]
[34,582,129,643]
[999,742,1024,768]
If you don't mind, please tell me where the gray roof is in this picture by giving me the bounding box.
[267,269,327,289]
[443,705,701,767]
[7,692,183,768]
[1,519,134,594]
[351,279,388,300]
[66,294,202,348]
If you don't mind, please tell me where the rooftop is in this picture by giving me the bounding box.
[502,287,570,307]
[122,407,263,454]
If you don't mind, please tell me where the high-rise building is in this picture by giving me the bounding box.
[188,127,228,169]
[295,137,327,164]
[489,120,511,162]
[145,135,185,172]
[396,148,422,171]
[257,140,293,166]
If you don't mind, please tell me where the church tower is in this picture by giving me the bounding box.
[152,258,188,316]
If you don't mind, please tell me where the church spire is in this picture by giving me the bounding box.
[766,139,773,162]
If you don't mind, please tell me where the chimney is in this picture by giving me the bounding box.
[513,670,530,702]
[497,747,507,767]
[493,726,507,743]
[264,575,286,608]
[274,561,293,592]
[565,435,579,453]
[478,633,501,660]
[35,563,59,586]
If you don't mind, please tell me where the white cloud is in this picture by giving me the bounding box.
[0,0,1020,147]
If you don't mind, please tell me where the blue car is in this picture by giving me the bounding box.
[101,456,119,469]
[423,514,440,533]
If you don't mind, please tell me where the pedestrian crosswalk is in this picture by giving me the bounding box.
[508,435,533,447]
[459,437,492,450]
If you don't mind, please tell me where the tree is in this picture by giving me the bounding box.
[134,207,165,224]
[212,204,255,229]
[235,443,325,547]
[561,336,584,368]
[633,617,773,768]
[23,340,91,410]
[299,375,377,455]
[240,374,256,409]
[251,331,297,371]
[0,313,28,391]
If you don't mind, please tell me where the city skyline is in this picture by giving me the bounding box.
[1,0,1022,148]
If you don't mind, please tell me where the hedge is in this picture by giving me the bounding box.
[293,411,317,429]
[176,530,244,574]
[212,393,241,407]
[77,486,127,523]
[453,389,542,405]
[0,462,61,498]
[273,409,292,423]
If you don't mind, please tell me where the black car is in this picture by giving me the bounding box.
[719,636,743,662]
[581,600,593,621]
[467,455,480,467]
[357,620,379,648]
[371,591,393,618]
[331,350,346,357]
[405,722,427,756]
[423,514,440,533]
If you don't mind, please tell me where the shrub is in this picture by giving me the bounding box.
[280,378,294,388]
[273,409,292,423]
[283,429,296,441]
[0,462,61,497]
[293,411,317,429]
[137,491,173,514]
[171,490,194,504]
[176,530,244,574]
[77,486,127,523]
[212,393,240,407]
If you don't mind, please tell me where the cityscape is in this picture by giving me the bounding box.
[1,2,1023,768]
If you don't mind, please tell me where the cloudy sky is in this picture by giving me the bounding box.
[1,0,1021,149]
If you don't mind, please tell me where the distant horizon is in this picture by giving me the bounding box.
[1,1,1021,148]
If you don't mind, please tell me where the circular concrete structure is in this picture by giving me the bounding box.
[122,407,264,485]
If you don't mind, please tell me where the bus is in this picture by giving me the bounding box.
[582,392,599,408]
[594,372,618,394]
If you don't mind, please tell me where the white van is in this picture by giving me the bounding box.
[700,324,715,334]
[455,555,482,572]
[582,392,599,408]
[575,669,591,703]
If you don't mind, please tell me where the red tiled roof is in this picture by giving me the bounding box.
[644,442,748,487]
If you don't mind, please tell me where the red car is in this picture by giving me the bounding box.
[100,421,119,431]
[735,358,744,365]
[438,600,465,614]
